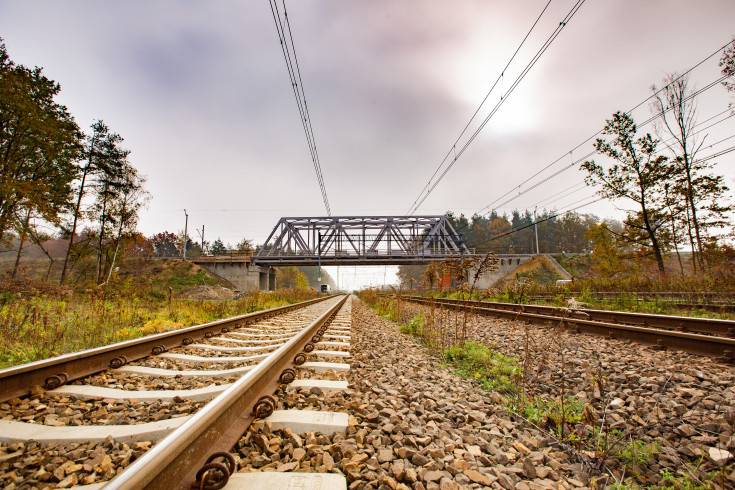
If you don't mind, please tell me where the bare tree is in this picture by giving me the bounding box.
[720,37,735,105]
[651,73,707,272]
[651,73,734,273]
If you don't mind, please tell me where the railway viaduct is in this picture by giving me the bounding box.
[191,216,546,291]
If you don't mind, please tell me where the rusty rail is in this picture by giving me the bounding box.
[105,294,348,490]
[528,291,735,298]
[0,295,334,403]
[403,296,735,361]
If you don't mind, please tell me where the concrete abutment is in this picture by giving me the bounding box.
[194,260,276,292]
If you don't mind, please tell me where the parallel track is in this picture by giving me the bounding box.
[402,296,735,361]
[526,291,735,313]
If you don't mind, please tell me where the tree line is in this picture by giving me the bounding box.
[0,38,149,285]
[445,210,602,255]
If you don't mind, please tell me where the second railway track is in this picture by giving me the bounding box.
[402,295,735,361]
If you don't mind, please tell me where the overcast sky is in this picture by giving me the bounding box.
[1,1,734,289]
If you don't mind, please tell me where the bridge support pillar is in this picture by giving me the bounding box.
[472,255,535,288]
[195,261,276,292]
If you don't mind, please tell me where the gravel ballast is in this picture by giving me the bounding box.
[397,298,735,488]
[236,297,595,489]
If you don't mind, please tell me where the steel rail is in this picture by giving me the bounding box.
[0,295,335,403]
[528,291,735,299]
[403,296,735,360]
[525,295,735,313]
[407,296,735,337]
[105,294,349,490]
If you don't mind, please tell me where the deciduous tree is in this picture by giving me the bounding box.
[151,232,180,257]
[720,37,735,102]
[581,111,673,274]
[0,39,81,247]
[276,266,309,289]
[586,221,624,277]
[650,73,733,272]
[235,238,254,253]
[486,216,512,253]
[102,167,150,284]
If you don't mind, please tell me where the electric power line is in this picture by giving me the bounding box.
[269,0,331,216]
[480,83,735,216]
[476,39,735,217]
[526,181,588,211]
[408,0,588,215]
[474,196,603,249]
[404,0,554,216]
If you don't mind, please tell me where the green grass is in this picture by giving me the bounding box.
[399,314,424,336]
[443,341,521,394]
[615,440,659,468]
[506,394,585,428]
[0,288,317,369]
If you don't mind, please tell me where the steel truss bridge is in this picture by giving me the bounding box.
[254,216,472,266]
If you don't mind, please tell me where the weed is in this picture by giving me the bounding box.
[399,314,424,336]
[0,289,316,368]
[444,341,521,394]
[610,483,642,490]
[658,468,711,489]
[507,394,585,430]
[616,440,659,468]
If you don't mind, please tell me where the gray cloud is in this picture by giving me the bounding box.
[0,0,733,260]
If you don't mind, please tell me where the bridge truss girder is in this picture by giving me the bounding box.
[254,216,471,266]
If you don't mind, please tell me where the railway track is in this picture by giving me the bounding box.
[401,296,735,361]
[0,294,353,489]
[528,290,735,300]
[526,291,735,313]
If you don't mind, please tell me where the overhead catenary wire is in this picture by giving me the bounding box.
[407,0,588,216]
[476,38,735,217]
[459,144,735,249]
[525,181,588,211]
[269,0,331,216]
[404,0,553,216]
[480,78,735,216]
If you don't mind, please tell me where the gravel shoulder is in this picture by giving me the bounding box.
[236,297,592,490]
[398,298,735,488]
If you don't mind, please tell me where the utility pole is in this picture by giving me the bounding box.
[534,206,540,255]
[197,225,205,254]
[183,209,189,260]
[317,232,322,293]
